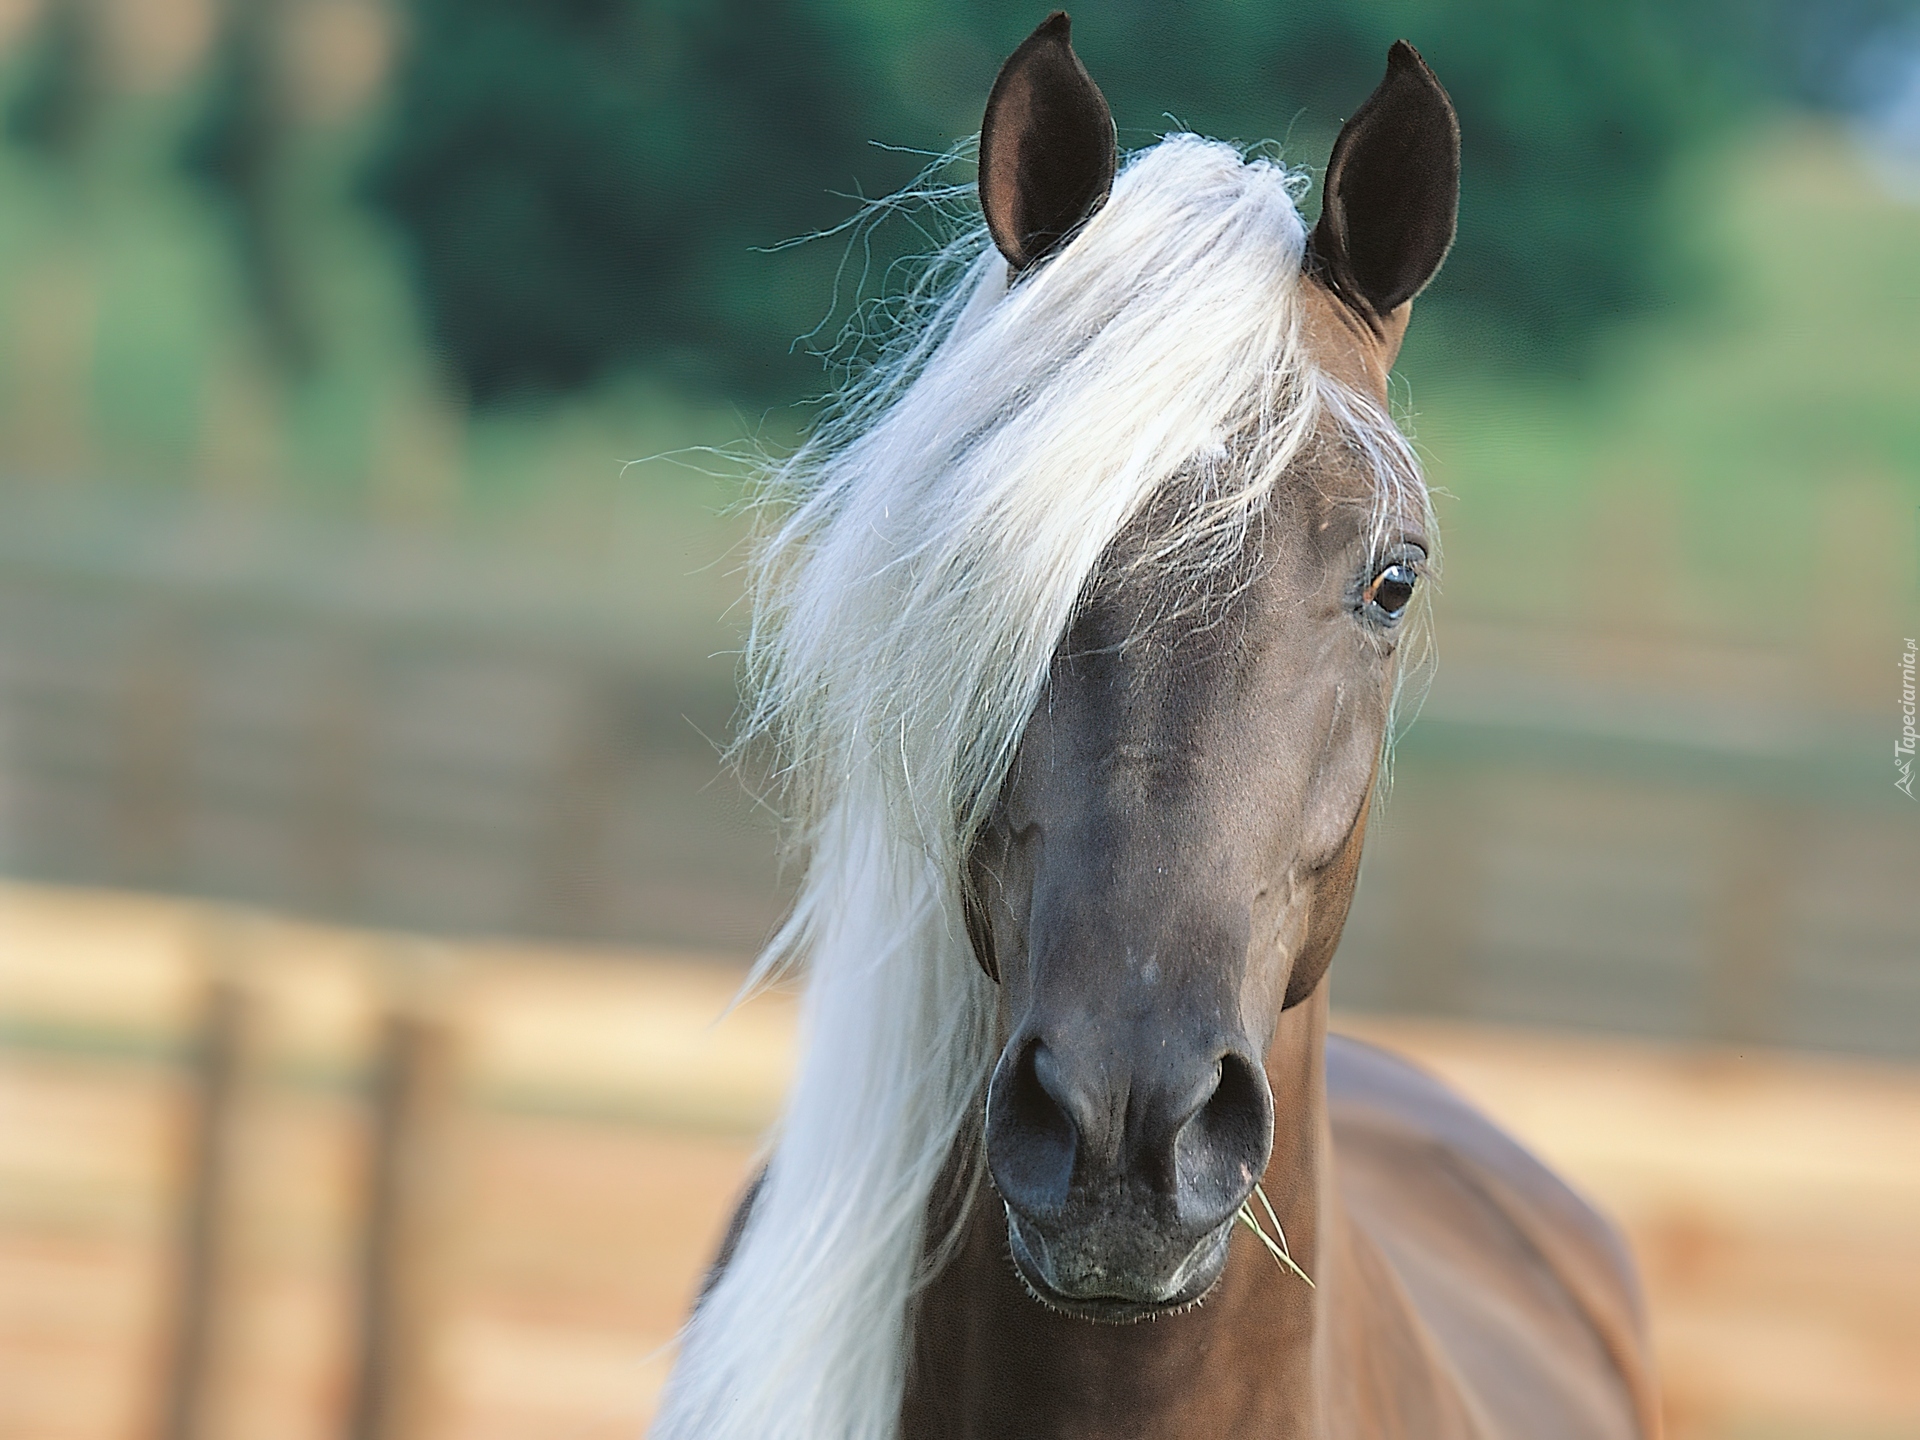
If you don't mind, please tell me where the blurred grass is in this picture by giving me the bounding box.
[1413,118,1919,660]
[6,95,1912,661]
[0,0,1911,654]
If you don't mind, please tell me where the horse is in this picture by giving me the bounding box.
[653,14,1660,1439]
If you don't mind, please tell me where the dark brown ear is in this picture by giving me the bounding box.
[979,12,1117,272]
[1311,40,1460,325]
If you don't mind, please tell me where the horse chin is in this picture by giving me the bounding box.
[1004,1208,1233,1325]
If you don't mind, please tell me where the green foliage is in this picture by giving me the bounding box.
[365,0,892,406]
[180,4,312,372]
[366,0,1778,408]
[5,0,95,161]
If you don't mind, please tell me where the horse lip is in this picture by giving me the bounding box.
[1004,1207,1232,1324]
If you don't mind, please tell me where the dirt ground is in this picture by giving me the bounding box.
[2,882,1917,1440]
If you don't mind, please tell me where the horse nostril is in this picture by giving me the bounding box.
[987,1039,1078,1216]
[1171,1050,1273,1227]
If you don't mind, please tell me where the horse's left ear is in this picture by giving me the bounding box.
[979,12,1117,273]
[1310,40,1460,325]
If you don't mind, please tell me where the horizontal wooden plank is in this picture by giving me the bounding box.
[2,882,1917,1437]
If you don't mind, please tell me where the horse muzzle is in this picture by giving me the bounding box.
[1003,1202,1236,1322]
[984,1025,1273,1323]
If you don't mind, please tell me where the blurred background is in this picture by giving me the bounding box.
[0,0,1915,1437]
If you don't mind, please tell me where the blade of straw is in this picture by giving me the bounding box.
[1237,1185,1315,1288]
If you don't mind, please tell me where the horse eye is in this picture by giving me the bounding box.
[1363,563,1418,621]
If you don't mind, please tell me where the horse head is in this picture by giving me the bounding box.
[969,16,1459,1321]
[658,20,1469,1438]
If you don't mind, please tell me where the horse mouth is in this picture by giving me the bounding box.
[1004,1208,1232,1324]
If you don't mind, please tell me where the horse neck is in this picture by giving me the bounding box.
[905,983,1486,1439]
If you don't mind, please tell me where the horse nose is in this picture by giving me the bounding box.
[986,1032,1274,1230]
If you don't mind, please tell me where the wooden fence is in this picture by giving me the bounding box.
[0,537,782,954]
[1,546,1913,1059]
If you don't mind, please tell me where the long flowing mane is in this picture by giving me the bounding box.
[651,134,1429,1440]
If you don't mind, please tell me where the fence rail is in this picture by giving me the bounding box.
[0,526,1913,1057]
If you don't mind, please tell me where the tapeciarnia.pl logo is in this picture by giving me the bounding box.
[1899,638,1917,799]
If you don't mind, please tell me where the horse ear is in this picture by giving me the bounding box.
[979,12,1117,273]
[1310,40,1460,324]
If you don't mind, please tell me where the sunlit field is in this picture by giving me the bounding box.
[4,882,1918,1439]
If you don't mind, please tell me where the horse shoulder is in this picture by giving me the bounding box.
[1326,1033,1661,1440]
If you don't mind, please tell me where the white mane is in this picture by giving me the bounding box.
[651,134,1428,1440]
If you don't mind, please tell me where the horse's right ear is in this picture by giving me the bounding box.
[979,12,1117,273]
[1310,41,1460,327]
